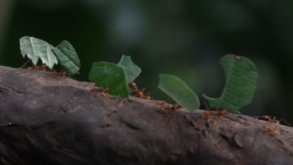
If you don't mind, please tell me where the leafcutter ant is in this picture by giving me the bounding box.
[28,64,49,71]
[156,100,181,113]
[202,102,229,118]
[156,100,167,113]
[129,82,152,100]
[90,87,108,98]
[51,70,71,77]
[263,125,278,136]
[20,59,50,72]
[256,115,292,127]
[169,104,181,112]
[90,87,108,94]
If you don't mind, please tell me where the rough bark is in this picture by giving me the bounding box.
[0,65,293,165]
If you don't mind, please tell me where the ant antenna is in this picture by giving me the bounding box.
[20,59,31,68]
[277,119,292,127]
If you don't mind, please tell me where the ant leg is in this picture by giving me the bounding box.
[277,119,292,127]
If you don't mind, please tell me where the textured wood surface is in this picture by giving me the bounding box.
[0,65,293,165]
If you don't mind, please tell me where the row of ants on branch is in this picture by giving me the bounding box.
[23,63,291,135]
[88,80,292,129]
[22,62,71,78]
[129,82,182,113]
[127,82,290,136]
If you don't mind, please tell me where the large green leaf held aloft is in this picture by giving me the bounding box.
[117,55,141,83]
[89,55,141,98]
[19,36,80,75]
[89,62,129,98]
[203,54,258,113]
[52,40,80,75]
[20,36,57,69]
[158,74,199,112]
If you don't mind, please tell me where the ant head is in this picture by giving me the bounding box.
[159,107,165,113]
[221,110,229,115]
[173,104,181,109]
[102,88,108,93]
[204,111,211,117]
[145,96,151,100]
[137,91,143,97]
[90,88,96,93]
[272,130,278,136]
[262,115,270,120]
[129,82,136,87]
[263,125,269,129]
[51,72,58,76]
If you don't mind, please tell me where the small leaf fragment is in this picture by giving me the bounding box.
[117,55,141,83]
[19,36,57,68]
[89,62,129,98]
[52,40,80,75]
[203,54,258,113]
[158,74,199,112]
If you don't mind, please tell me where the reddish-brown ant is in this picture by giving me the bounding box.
[156,100,181,113]
[158,107,165,113]
[129,82,138,92]
[169,104,181,112]
[28,64,49,71]
[90,87,108,98]
[256,115,292,127]
[263,125,278,136]
[90,87,108,94]
[20,59,50,71]
[51,70,71,77]
[156,100,167,113]
[129,82,152,100]
[156,101,166,106]
[142,92,152,100]
[202,102,229,118]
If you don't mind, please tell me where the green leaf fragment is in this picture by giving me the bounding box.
[19,36,57,68]
[89,62,129,98]
[52,40,80,75]
[158,74,199,112]
[203,54,258,113]
[117,55,141,83]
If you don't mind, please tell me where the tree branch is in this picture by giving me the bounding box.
[0,65,293,165]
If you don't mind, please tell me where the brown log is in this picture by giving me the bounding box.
[0,65,293,165]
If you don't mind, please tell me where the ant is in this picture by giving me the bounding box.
[90,87,108,94]
[28,64,49,71]
[157,101,167,113]
[204,109,229,118]
[263,125,278,136]
[169,104,181,112]
[202,102,229,118]
[156,100,166,106]
[20,59,50,71]
[129,82,138,92]
[129,82,152,100]
[90,87,108,98]
[256,115,292,127]
[51,70,71,77]
[156,100,181,113]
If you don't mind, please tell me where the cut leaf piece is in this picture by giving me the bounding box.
[203,54,258,113]
[19,36,57,68]
[89,62,129,98]
[52,40,80,75]
[117,55,141,83]
[158,74,199,112]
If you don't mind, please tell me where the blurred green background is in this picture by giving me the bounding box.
[0,0,292,123]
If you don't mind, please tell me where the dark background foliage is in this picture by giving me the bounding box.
[0,0,292,123]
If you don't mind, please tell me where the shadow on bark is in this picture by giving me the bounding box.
[0,65,293,165]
